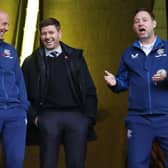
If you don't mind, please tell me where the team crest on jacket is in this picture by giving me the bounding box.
[131,53,139,59]
[2,49,13,59]
[155,48,167,57]
[127,129,132,138]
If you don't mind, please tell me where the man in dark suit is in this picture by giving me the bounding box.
[22,18,97,168]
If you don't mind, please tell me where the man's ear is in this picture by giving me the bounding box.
[59,30,62,39]
[153,20,157,29]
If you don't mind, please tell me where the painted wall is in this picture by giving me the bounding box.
[153,0,167,39]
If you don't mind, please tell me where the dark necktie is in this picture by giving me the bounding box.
[50,51,59,57]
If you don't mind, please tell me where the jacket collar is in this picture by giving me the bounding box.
[132,36,164,50]
[35,41,78,58]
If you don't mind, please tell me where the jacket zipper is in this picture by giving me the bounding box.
[147,72,152,114]
[2,73,8,109]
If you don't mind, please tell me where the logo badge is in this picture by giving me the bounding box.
[3,49,13,59]
[155,48,167,57]
[127,129,132,139]
[131,53,139,59]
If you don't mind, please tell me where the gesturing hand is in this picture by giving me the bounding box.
[104,70,117,86]
[152,69,167,82]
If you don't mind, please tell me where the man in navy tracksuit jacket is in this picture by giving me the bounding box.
[104,8,168,168]
[0,10,29,168]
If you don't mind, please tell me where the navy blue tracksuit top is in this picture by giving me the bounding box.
[111,36,168,115]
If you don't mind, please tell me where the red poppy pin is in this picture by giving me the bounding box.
[64,55,68,59]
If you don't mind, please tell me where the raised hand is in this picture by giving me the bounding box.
[104,70,117,86]
[152,69,167,82]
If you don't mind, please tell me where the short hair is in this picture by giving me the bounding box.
[39,18,61,31]
[134,8,156,20]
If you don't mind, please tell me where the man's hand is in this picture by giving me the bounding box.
[34,117,38,127]
[152,69,167,82]
[104,70,117,86]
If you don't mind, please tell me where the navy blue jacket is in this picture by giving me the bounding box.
[111,36,168,115]
[0,40,29,112]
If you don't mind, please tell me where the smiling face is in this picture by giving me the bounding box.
[0,11,9,40]
[133,10,156,43]
[40,25,62,50]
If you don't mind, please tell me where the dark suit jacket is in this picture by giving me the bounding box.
[22,42,98,144]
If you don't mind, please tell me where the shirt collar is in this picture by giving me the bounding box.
[139,37,156,50]
[45,45,62,57]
